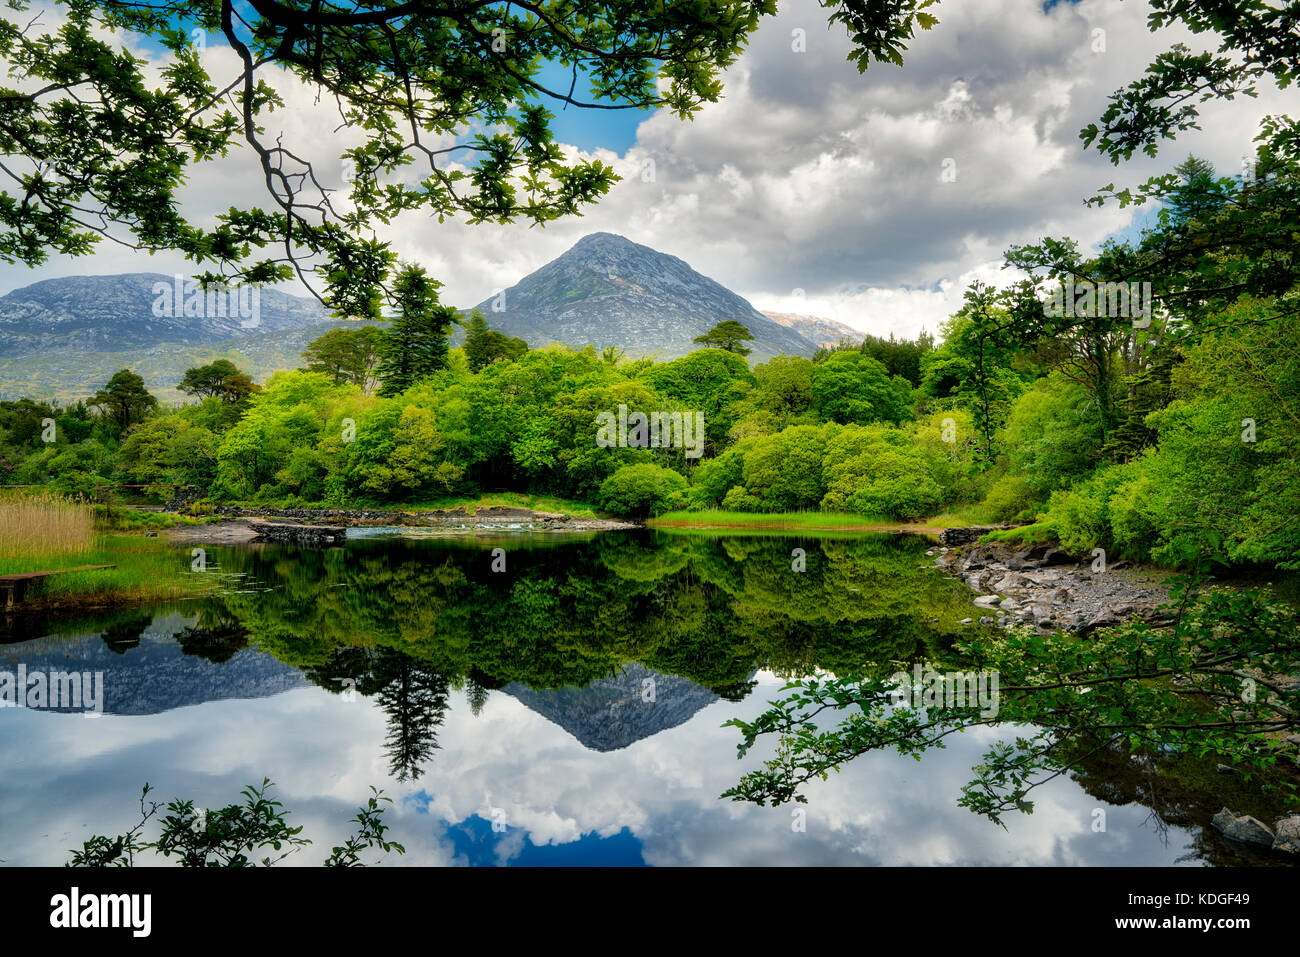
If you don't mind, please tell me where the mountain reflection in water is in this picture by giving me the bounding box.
[0,530,1286,866]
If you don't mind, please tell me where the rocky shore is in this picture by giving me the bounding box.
[165,505,638,543]
[932,533,1174,634]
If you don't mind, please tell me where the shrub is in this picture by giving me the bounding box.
[597,464,689,518]
[982,473,1036,522]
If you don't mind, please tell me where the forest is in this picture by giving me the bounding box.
[1,147,1295,577]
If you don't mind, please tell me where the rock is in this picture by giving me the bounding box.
[992,573,1024,594]
[1272,815,1300,854]
[1211,808,1276,847]
[1215,764,1239,775]
[1042,547,1076,565]
[999,597,1022,612]
[1029,603,1054,622]
[247,521,347,546]
[972,595,1001,607]
[959,618,973,625]
[978,616,995,626]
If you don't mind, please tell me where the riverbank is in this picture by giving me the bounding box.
[163,505,638,545]
[933,538,1176,633]
[649,509,966,535]
[0,535,217,612]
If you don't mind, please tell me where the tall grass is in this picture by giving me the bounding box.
[650,509,898,529]
[0,488,96,561]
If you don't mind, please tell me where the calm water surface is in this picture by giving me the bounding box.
[0,530,1280,866]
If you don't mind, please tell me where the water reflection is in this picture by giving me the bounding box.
[0,530,1286,865]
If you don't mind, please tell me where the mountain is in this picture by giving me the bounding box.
[763,311,864,348]
[0,318,372,404]
[0,273,343,402]
[0,237,819,401]
[503,662,734,752]
[1,615,307,715]
[0,273,332,356]
[467,233,817,361]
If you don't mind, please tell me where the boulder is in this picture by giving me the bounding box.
[1273,815,1300,854]
[1211,808,1276,847]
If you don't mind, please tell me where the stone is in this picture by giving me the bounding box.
[1272,815,1300,854]
[972,595,1001,607]
[1042,547,1076,565]
[1211,808,1276,847]
[992,573,1024,594]
[959,618,973,625]
[999,597,1021,612]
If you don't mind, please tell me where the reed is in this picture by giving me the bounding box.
[0,488,96,560]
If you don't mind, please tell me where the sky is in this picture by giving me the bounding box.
[0,0,1289,341]
[0,664,1197,867]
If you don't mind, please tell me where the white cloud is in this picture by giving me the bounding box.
[1,0,1291,342]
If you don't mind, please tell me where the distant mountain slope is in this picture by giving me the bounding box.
[763,311,864,348]
[468,233,817,361]
[0,273,348,402]
[0,273,332,356]
[0,319,370,403]
[0,238,820,402]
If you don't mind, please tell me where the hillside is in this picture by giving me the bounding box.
[467,233,817,360]
[763,311,864,348]
[0,238,820,402]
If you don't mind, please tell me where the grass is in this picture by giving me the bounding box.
[650,509,941,532]
[0,534,218,607]
[980,521,1057,546]
[0,488,95,560]
[407,492,603,519]
[0,489,214,607]
[93,505,206,531]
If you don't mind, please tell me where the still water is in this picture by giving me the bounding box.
[0,529,1279,865]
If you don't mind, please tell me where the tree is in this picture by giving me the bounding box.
[463,309,528,372]
[303,326,387,392]
[694,320,755,355]
[178,360,259,404]
[2,1,1289,315]
[598,463,689,518]
[89,370,157,436]
[0,1,844,315]
[811,352,913,426]
[376,265,457,396]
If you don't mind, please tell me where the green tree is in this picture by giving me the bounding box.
[598,463,689,517]
[89,369,157,437]
[303,326,387,392]
[376,265,457,396]
[811,352,912,426]
[463,309,528,372]
[178,359,259,404]
[693,320,755,355]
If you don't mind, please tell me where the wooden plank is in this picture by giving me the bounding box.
[0,564,117,583]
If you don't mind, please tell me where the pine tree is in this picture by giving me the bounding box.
[376,264,456,396]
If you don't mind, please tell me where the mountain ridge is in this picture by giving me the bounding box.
[468,233,817,360]
[0,235,819,401]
